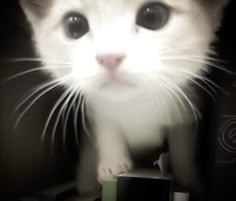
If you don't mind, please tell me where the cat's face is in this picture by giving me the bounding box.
[21,0,228,102]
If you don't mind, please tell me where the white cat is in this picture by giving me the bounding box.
[20,0,228,194]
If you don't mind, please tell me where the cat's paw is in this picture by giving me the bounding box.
[97,155,132,182]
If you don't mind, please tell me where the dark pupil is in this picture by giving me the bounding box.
[65,14,89,39]
[69,17,83,38]
[144,8,160,24]
[137,3,169,30]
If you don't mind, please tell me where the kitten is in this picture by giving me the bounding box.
[20,0,228,195]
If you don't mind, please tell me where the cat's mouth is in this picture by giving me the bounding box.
[100,78,136,89]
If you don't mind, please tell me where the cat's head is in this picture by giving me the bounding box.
[20,0,228,102]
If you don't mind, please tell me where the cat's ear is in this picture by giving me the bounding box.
[206,0,229,14]
[202,0,230,28]
[20,0,53,23]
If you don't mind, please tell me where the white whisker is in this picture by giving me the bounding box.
[161,55,234,74]
[5,57,72,65]
[74,91,84,147]
[2,66,71,83]
[15,75,71,111]
[81,97,92,140]
[172,72,217,101]
[159,75,201,126]
[155,76,188,114]
[40,85,74,144]
[148,77,172,125]
[159,46,224,63]
[157,79,184,123]
[51,85,77,149]
[173,69,229,95]
[14,75,71,129]
[62,84,80,147]
[72,103,79,148]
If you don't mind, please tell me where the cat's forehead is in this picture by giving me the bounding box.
[56,0,194,10]
[73,0,192,4]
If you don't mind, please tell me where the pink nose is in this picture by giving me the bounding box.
[96,53,126,72]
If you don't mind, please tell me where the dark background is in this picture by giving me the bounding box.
[0,0,236,201]
[0,1,80,199]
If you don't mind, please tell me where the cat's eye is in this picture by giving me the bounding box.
[63,13,89,39]
[136,2,170,30]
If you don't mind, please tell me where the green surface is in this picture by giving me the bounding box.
[102,178,117,201]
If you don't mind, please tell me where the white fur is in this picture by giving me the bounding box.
[21,0,227,181]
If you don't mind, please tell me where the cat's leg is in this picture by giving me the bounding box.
[168,122,201,191]
[77,135,100,195]
[96,121,132,182]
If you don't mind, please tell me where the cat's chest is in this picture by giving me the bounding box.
[89,94,175,148]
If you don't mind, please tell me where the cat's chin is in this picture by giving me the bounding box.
[100,79,136,89]
[96,85,140,102]
[84,80,141,103]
